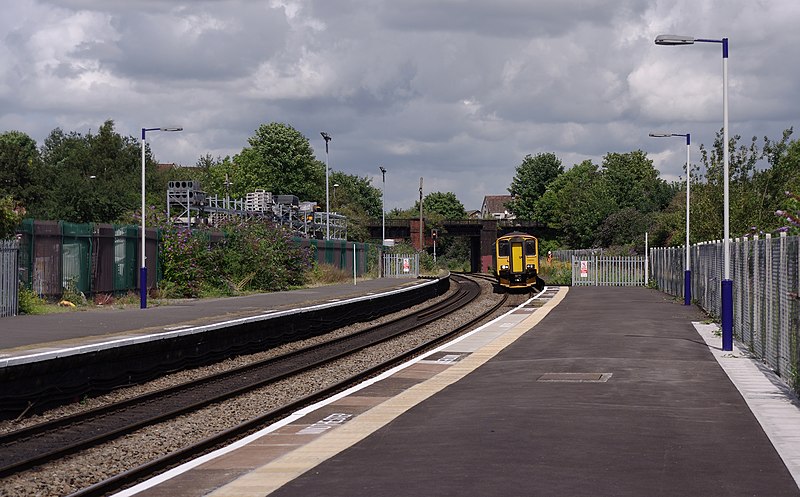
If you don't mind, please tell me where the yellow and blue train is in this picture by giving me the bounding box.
[493,232,543,290]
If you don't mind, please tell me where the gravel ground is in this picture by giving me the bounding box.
[0,275,512,497]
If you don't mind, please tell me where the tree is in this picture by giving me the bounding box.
[420,191,466,219]
[0,195,24,239]
[536,160,616,248]
[0,131,44,212]
[39,120,143,223]
[187,154,240,199]
[329,170,383,241]
[507,152,563,220]
[600,150,671,214]
[594,207,652,250]
[757,128,799,231]
[233,123,325,203]
[693,130,766,240]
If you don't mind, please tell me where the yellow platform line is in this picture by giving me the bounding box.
[209,287,568,497]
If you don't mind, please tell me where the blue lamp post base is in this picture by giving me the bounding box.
[684,270,692,306]
[721,279,733,350]
[140,267,148,309]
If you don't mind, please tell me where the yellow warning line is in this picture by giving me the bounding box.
[209,287,568,497]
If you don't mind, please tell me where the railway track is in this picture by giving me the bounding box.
[0,274,493,484]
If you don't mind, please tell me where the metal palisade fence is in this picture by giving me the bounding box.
[4,220,377,308]
[651,233,800,388]
[571,255,647,286]
[1,239,20,317]
[383,253,419,278]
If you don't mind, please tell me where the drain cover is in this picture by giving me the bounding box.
[537,373,612,383]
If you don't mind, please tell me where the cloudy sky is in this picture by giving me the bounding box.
[1,0,798,211]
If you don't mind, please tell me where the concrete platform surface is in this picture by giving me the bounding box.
[116,286,800,497]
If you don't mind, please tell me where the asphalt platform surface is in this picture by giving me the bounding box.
[0,277,419,352]
[263,286,800,497]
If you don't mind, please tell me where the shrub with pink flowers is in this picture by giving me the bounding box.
[775,191,800,235]
[157,216,313,298]
[160,226,209,297]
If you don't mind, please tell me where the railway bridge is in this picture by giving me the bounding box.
[366,219,558,272]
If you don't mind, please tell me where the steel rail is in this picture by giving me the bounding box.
[0,276,478,478]
[68,276,511,497]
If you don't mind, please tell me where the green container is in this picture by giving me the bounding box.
[61,222,93,294]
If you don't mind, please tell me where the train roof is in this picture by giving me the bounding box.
[498,231,536,239]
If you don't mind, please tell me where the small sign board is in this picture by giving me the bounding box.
[580,260,588,278]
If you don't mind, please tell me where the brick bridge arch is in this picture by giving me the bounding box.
[366,219,558,272]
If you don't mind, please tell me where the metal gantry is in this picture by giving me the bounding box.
[165,181,346,240]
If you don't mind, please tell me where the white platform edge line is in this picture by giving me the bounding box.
[110,286,553,497]
[0,278,437,367]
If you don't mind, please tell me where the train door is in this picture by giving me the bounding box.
[510,239,524,274]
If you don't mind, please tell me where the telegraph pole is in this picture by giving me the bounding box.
[419,177,423,250]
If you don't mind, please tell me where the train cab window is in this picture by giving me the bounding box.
[498,240,509,257]
[525,240,537,255]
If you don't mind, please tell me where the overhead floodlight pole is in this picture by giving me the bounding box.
[321,132,332,240]
[655,34,731,350]
[140,126,182,309]
[649,132,692,305]
[379,166,386,244]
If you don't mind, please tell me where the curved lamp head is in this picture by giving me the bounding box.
[655,34,695,45]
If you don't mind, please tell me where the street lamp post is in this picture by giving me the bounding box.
[379,166,387,279]
[650,132,692,305]
[655,34,731,350]
[379,166,386,244]
[140,126,182,309]
[320,132,332,240]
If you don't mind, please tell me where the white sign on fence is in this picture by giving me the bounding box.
[580,260,588,278]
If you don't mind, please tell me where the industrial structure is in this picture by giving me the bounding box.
[165,180,346,240]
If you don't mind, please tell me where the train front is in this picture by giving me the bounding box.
[495,233,539,289]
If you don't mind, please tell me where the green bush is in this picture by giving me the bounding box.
[157,218,314,298]
[160,227,209,298]
[538,259,571,285]
[18,288,46,314]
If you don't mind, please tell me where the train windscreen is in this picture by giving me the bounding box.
[525,240,537,256]
[498,240,509,257]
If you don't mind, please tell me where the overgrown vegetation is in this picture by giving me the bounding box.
[17,288,47,314]
[156,218,313,299]
[538,258,571,286]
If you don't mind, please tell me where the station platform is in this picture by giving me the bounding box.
[114,286,800,497]
[0,277,434,366]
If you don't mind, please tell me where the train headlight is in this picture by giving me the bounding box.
[500,265,509,270]
[526,264,534,269]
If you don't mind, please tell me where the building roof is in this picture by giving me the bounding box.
[481,195,514,218]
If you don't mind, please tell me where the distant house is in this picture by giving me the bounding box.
[466,209,481,219]
[480,195,515,220]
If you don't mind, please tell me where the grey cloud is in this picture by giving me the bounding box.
[91,5,289,81]
[1,0,799,212]
[373,0,647,38]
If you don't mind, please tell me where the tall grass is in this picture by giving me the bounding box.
[538,258,571,286]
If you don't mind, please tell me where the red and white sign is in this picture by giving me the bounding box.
[403,258,410,273]
[580,260,588,278]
